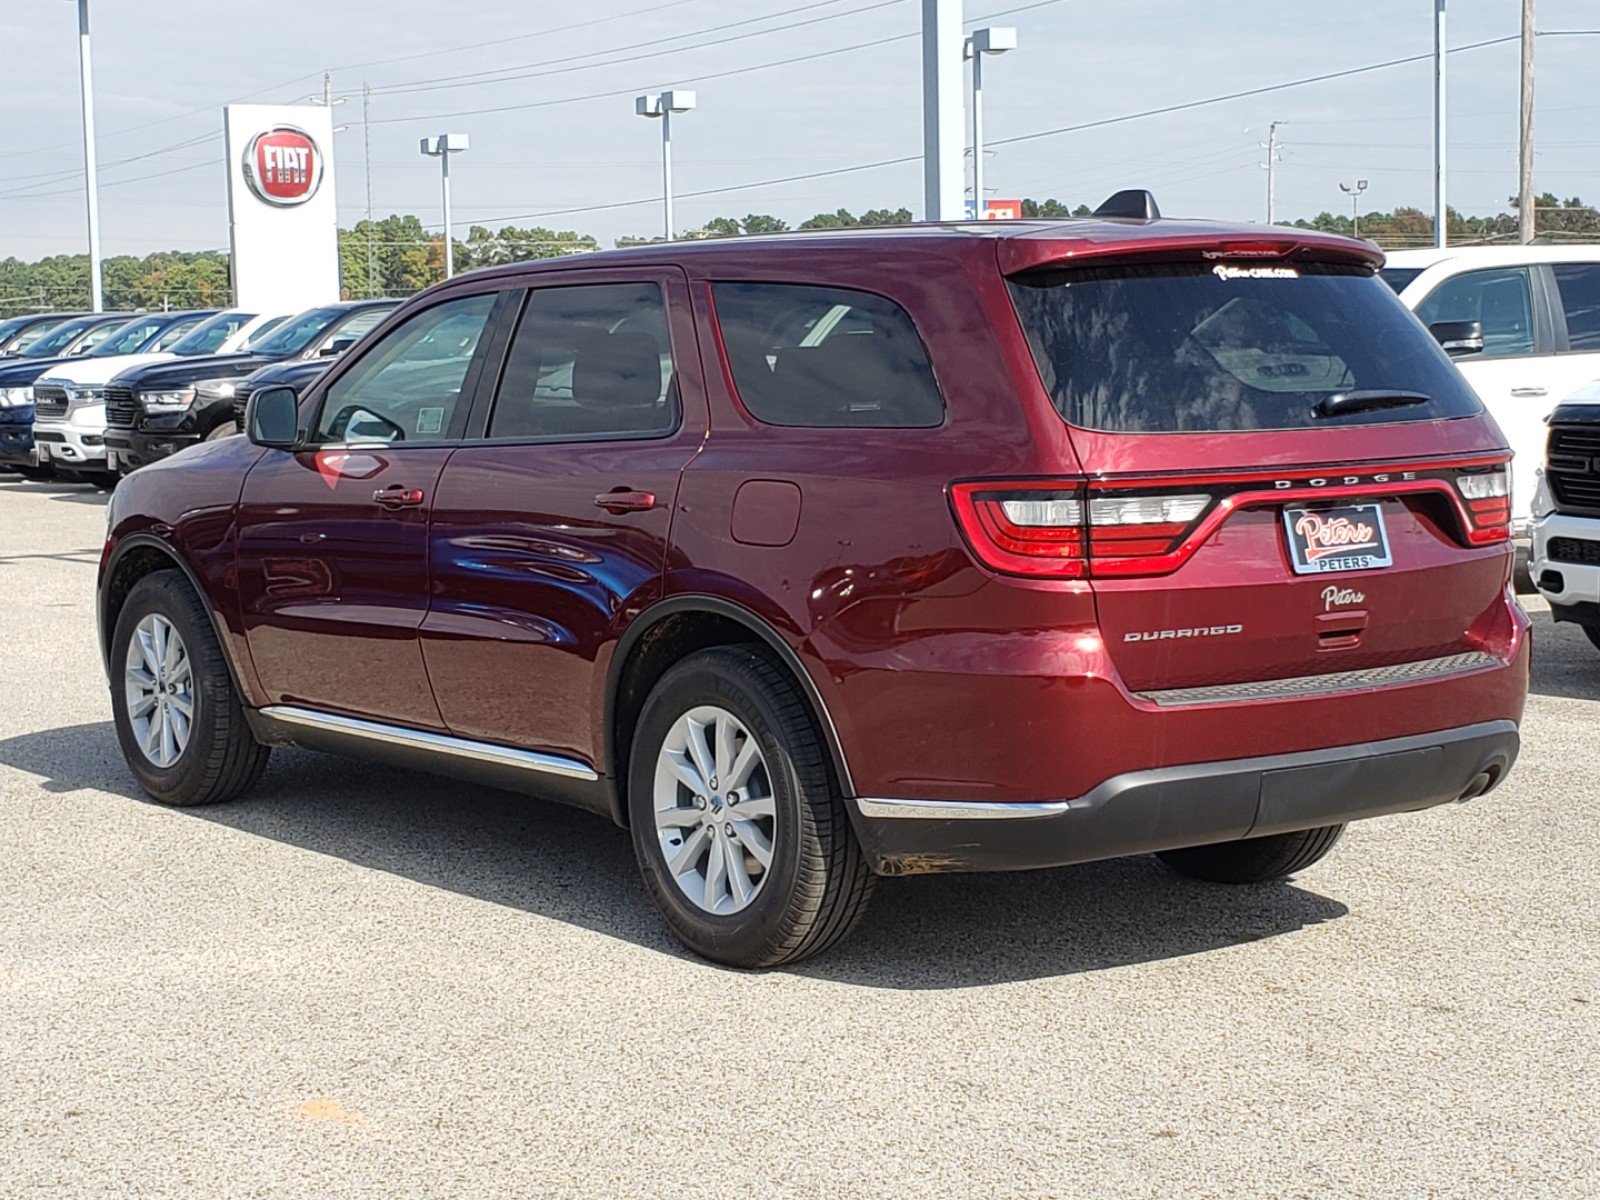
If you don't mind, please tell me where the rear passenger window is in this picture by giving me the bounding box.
[1414,267,1536,357]
[487,283,677,441]
[1553,264,1600,352]
[712,283,943,428]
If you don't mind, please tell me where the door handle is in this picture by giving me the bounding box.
[594,489,657,514]
[1511,386,1549,397]
[372,485,425,509]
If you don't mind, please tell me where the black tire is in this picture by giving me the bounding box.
[1158,824,1344,884]
[628,646,873,968]
[1583,625,1600,654]
[14,465,54,481]
[110,570,269,807]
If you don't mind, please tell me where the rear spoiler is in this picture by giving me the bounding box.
[997,233,1384,278]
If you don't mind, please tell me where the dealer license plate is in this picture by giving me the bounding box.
[1282,503,1393,575]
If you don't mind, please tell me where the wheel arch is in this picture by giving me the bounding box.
[603,595,855,826]
[99,533,251,701]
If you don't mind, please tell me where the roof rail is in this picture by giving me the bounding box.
[1093,189,1161,221]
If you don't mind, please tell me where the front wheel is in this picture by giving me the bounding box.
[110,570,269,806]
[628,647,873,968]
[1158,824,1344,884]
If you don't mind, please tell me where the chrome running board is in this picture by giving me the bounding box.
[259,705,600,782]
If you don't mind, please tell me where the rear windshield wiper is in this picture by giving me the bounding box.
[1313,389,1432,419]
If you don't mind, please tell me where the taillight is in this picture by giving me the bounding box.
[1455,467,1511,543]
[951,484,1086,577]
[950,481,1212,578]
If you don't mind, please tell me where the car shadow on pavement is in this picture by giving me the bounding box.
[0,474,109,505]
[1527,609,1600,701]
[0,721,1349,988]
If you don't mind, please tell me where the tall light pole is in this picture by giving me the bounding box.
[635,91,696,241]
[420,133,469,280]
[1518,0,1536,244]
[965,26,1017,219]
[1340,179,1369,238]
[68,0,103,312]
[1434,0,1448,248]
[921,0,964,221]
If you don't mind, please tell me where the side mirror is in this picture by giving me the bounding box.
[246,385,301,449]
[319,337,354,358]
[1430,320,1485,357]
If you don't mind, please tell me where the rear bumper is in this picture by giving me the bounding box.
[852,720,1519,876]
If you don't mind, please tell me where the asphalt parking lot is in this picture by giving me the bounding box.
[0,473,1595,1199]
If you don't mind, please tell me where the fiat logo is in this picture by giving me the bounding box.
[242,126,323,207]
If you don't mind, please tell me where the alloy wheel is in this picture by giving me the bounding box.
[652,705,777,915]
[123,613,193,769]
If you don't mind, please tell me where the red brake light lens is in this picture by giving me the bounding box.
[950,482,1212,578]
[1455,467,1511,542]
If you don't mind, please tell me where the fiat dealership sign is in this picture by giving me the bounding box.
[242,126,324,207]
[224,105,339,313]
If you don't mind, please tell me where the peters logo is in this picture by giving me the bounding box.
[1293,511,1381,563]
[242,126,322,207]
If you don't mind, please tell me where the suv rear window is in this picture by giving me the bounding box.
[1008,262,1484,433]
[713,283,943,428]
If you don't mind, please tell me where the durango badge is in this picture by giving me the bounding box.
[242,126,323,207]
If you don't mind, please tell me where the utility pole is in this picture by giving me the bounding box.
[1261,121,1285,225]
[1434,0,1448,248]
[322,71,333,108]
[1519,0,1536,243]
[363,84,377,297]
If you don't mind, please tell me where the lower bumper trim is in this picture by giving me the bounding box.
[853,720,1520,876]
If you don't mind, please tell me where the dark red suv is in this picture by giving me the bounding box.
[98,204,1529,966]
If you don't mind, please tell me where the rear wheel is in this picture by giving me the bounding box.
[1157,824,1344,884]
[628,646,873,968]
[110,571,269,806]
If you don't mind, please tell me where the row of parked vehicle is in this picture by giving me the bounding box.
[0,299,399,486]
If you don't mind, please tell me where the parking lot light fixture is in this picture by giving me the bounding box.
[636,91,696,241]
[67,0,103,311]
[419,133,470,281]
[1340,179,1369,238]
[965,26,1017,219]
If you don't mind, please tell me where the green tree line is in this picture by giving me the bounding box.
[4,197,1597,317]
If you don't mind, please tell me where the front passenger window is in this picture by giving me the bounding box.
[316,293,494,444]
[1414,268,1536,357]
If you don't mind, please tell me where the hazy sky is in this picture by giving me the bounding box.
[2,0,1596,257]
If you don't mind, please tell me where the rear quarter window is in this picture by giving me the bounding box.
[712,282,944,428]
[1007,262,1485,433]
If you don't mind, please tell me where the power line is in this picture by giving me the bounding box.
[451,32,1520,229]
[369,0,882,97]
[371,0,1065,125]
